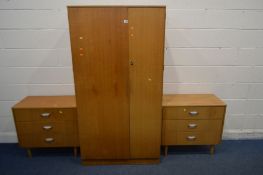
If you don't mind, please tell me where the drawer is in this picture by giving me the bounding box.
[163,106,225,120]
[18,133,79,148]
[162,121,222,145]
[13,108,76,122]
[163,120,222,132]
[15,121,78,135]
[162,130,220,146]
[176,132,220,145]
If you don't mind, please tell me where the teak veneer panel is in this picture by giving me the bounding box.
[13,108,76,122]
[68,7,130,160]
[129,8,165,158]
[12,96,79,157]
[18,133,78,148]
[13,96,76,109]
[163,94,226,107]
[175,132,221,145]
[162,120,223,132]
[68,6,166,163]
[68,5,166,8]
[162,94,226,155]
[163,106,225,120]
[16,121,78,135]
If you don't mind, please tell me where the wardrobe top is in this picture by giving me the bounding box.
[67,5,166,8]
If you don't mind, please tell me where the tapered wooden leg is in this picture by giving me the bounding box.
[27,148,32,158]
[164,146,168,157]
[73,147,77,157]
[210,145,215,155]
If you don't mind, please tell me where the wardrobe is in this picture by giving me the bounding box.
[68,6,166,164]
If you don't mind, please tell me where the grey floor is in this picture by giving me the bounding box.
[0,140,263,175]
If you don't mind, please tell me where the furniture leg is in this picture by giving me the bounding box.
[73,147,77,157]
[164,146,168,156]
[27,148,32,158]
[210,145,215,155]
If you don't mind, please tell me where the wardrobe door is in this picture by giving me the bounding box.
[68,7,130,159]
[129,8,165,158]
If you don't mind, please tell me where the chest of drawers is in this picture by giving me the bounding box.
[12,96,79,157]
[162,94,226,156]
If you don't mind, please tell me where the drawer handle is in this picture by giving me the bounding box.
[188,123,198,129]
[40,112,51,118]
[44,138,54,143]
[187,136,196,141]
[189,111,198,116]
[42,125,53,130]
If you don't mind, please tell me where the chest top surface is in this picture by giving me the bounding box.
[162,94,226,107]
[13,96,76,109]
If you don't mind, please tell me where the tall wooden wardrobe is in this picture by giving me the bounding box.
[68,6,166,164]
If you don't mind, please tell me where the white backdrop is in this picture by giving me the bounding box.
[1,0,263,142]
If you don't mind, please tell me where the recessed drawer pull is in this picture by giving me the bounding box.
[188,123,198,129]
[189,111,198,116]
[42,125,53,130]
[40,112,51,118]
[44,138,54,143]
[187,136,196,141]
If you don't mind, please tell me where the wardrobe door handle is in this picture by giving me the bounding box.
[44,138,54,143]
[189,111,198,116]
[187,136,196,141]
[42,125,53,130]
[188,123,197,129]
[40,112,51,118]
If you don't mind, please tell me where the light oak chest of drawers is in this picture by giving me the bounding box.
[12,96,79,157]
[162,94,226,155]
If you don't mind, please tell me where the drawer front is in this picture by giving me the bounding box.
[18,133,79,147]
[16,121,78,135]
[13,108,76,122]
[176,132,220,145]
[16,120,79,147]
[163,106,225,120]
[162,131,220,146]
[162,120,223,145]
[163,120,222,132]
